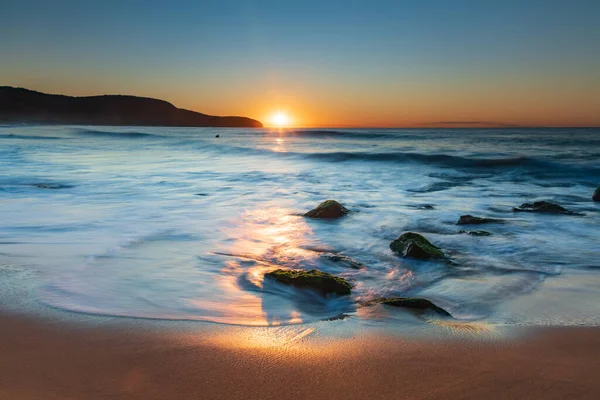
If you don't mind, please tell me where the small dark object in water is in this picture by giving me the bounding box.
[456,215,503,225]
[419,204,435,210]
[390,232,445,260]
[215,134,220,138]
[459,230,491,236]
[264,268,352,296]
[304,200,349,219]
[364,297,451,317]
[513,201,579,215]
[593,186,600,202]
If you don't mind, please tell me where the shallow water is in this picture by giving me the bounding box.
[1,125,599,327]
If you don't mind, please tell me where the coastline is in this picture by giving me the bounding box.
[1,310,599,399]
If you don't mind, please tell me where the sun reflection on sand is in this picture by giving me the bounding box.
[430,319,496,334]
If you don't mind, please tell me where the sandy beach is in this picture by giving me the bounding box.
[1,312,599,400]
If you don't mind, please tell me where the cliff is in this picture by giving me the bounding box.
[0,86,263,128]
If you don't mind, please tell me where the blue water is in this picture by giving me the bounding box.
[1,125,599,327]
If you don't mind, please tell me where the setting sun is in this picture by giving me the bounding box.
[270,111,291,128]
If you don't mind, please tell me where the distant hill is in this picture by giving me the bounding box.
[0,86,263,128]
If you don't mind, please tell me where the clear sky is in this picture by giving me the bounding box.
[1,0,599,127]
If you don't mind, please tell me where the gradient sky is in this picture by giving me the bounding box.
[2,0,599,127]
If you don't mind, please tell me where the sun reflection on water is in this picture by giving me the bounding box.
[186,206,333,326]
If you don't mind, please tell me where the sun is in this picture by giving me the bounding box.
[270,111,291,128]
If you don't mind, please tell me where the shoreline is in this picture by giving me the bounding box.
[1,310,599,399]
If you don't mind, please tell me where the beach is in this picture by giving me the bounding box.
[1,311,599,400]
[1,126,599,399]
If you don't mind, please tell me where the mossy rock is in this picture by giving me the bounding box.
[304,200,349,219]
[390,232,445,260]
[513,201,579,215]
[321,253,365,269]
[593,186,600,202]
[456,215,503,225]
[364,297,451,317]
[264,269,352,296]
[459,230,491,236]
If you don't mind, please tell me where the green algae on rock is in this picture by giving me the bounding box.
[390,232,445,260]
[364,297,451,317]
[513,201,580,215]
[593,186,600,202]
[264,269,352,296]
[459,230,492,236]
[304,200,349,219]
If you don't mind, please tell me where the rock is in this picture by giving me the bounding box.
[513,201,579,215]
[264,269,352,296]
[390,232,445,260]
[304,200,349,219]
[593,186,600,202]
[456,215,502,225]
[364,297,451,317]
[215,134,220,138]
[321,253,365,269]
[419,205,435,210]
[459,230,491,236]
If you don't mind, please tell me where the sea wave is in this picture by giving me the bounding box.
[281,129,396,139]
[300,151,600,174]
[74,129,159,138]
[0,133,65,140]
[198,139,600,176]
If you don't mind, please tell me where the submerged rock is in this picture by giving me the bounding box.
[593,186,600,202]
[390,232,445,260]
[321,253,365,269]
[456,215,502,225]
[459,230,491,236]
[264,268,352,296]
[364,297,451,317]
[304,200,349,219]
[513,201,579,215]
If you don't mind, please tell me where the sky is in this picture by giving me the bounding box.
[1,0,599,127]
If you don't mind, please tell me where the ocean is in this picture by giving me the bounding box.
[1,125,599,328]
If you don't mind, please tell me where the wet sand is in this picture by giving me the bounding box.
[1,313,599,400]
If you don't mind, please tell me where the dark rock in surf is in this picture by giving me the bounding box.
[419,205,435,210]
[321,253,365,269]
[390,232,445,260]
[304,200,349,219]
[456,215,503,225]
[593,186,600,202]
[459,230,491,236]
[513,201,579,215]
[215,134,220,138]
[264,269,352,296]
[363,297,451,317]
